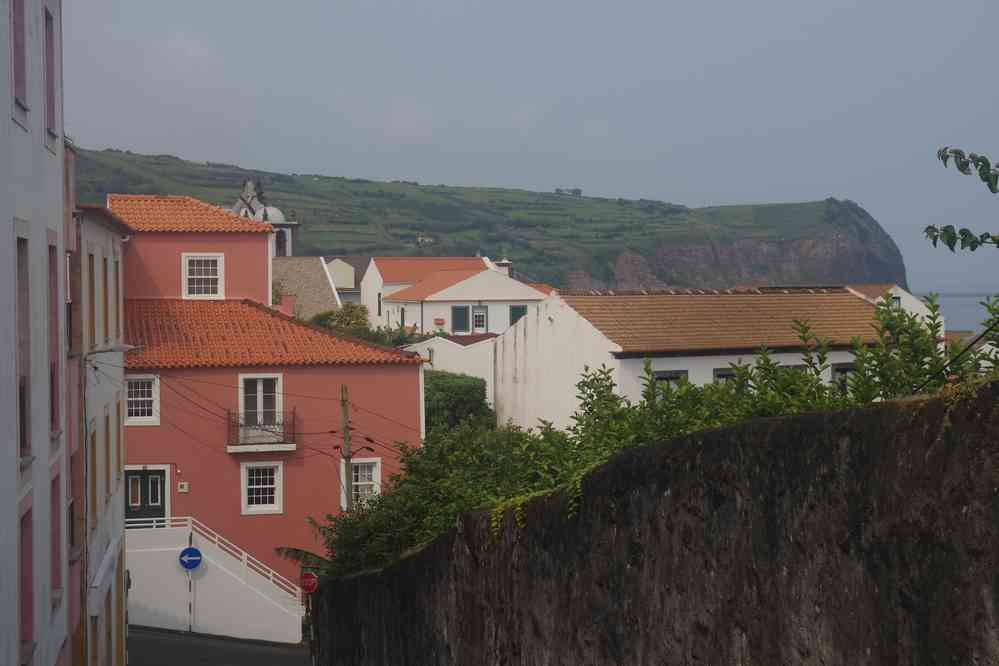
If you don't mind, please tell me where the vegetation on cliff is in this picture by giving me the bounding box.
[76,148,906,288]
[285,296,999,576]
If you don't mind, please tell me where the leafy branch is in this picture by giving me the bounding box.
[924,147,998,251]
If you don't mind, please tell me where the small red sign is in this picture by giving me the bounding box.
[301,571,319,594]
[434,317,445,326]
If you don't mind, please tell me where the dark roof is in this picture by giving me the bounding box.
[439,333,499,346]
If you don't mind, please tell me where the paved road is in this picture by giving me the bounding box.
[127,627,310,666]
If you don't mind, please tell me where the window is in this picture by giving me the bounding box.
[713,367,736,384]
[114,260,121,340]
[451,305,470,333]
[148,475,162,507]
[11,0,27,106]
[400,307,406,328]
[240,462,283,515]
[891,295,902,309]
[50,476,62,604]
[88,428,96,529]
[49,245,59,434]
[104,591,112,666]
[116,401,123,478]
[89,617,98,666]
[653,370,688,390]
[472,306,488,332]
[17,238,30,460]
[19,510,33,658]
[341,458,381,509]
[377,293,382,317]
[428,347,434,365]
[125,375,159,426]
[509,305,527,326]
[87,254,95,348]
[44,9,56,134]
[104,411,111,503]
[102,257,109,342]
[239,375,282,443]
[832,363,855,392]
[182,253,224,299]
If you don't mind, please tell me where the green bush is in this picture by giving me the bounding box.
[285,294,999,577]
[424,370,494,432]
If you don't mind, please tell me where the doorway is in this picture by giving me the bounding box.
[124,469,167,522]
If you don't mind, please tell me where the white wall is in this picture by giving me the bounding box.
[327,258,355,289]
[360,263,388,328]
[2,1,70,664]
[405,338,497,404]
[494,297,620,430]
[126,521,303,644]
[387,300,541,335]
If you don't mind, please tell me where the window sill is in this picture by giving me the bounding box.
[14,97,30,112]
[241,507,283,516]
[46,127,58,139]
[125,419,160,427]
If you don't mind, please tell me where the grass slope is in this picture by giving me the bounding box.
[76,148,898,287]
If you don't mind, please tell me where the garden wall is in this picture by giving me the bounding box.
[316,383,999,665]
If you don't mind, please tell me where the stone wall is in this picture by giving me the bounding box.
[315,383,999,665]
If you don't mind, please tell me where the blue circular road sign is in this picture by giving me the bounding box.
[179,546,203,570]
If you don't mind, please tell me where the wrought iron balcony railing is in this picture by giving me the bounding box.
[225,408,296,450]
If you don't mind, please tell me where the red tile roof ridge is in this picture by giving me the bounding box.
[107,193,273,233]
[237,299,422,361]
[124,298,421,369]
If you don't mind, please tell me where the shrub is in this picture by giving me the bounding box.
[424,370,494,432]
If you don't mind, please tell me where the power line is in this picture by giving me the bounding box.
[914,319,999,394]
[90,358,422,434]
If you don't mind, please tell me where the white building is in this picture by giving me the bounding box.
[848,283,939,325]
[494,287,886,430]
[404,334,499,403]
[2,1,73,663]
[379,262,549,334]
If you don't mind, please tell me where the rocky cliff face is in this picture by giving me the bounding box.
[568,199,908,290]
[315,383,999,665]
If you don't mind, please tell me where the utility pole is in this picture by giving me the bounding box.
[341,384,353,511]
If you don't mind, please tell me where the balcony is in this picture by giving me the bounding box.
[225,408,297,453]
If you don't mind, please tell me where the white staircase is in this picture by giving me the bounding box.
[125,516,304,644]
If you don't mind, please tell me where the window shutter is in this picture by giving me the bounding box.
[451,306,469,332]
[44,10,56,131]
[12,0,26,103]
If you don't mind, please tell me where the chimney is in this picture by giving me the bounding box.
[494,258,512,277]
[278,295,297,317]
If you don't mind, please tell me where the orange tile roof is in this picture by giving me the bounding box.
[124,299,420,369]
[107,194,273,233]
[373,257,486,283]
[849,283,898,301]
[559,287,879,355]
[383,269,485,302]
[529,283,556,295]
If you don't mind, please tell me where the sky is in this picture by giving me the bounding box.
[65,0,998,294]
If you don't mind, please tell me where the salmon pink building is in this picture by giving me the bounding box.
[102,195,423,586]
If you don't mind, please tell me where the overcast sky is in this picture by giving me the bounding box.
[65,0,998,294]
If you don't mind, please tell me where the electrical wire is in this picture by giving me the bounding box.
[913,319,999,394]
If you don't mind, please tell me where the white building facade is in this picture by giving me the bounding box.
[383,267,547,335]
[494,288,887,430]
[2,1,72,664]
[405,334,499,404]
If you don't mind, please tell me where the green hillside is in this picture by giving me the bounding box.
[75,148,907,289]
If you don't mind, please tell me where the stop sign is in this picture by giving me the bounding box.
[301,571,319,594]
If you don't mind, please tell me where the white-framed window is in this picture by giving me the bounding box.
[125,375,159,426]
[238,373,283,444]
[340,458,381,509]
[182,253,224,299]
[653,370,688,390]
[472,306,488,332]
[148,475,162,507]
[240,462,283,515]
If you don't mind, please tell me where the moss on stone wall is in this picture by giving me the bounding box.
[315,383,999,665]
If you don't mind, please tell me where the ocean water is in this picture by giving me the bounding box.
[925,293,995,332]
